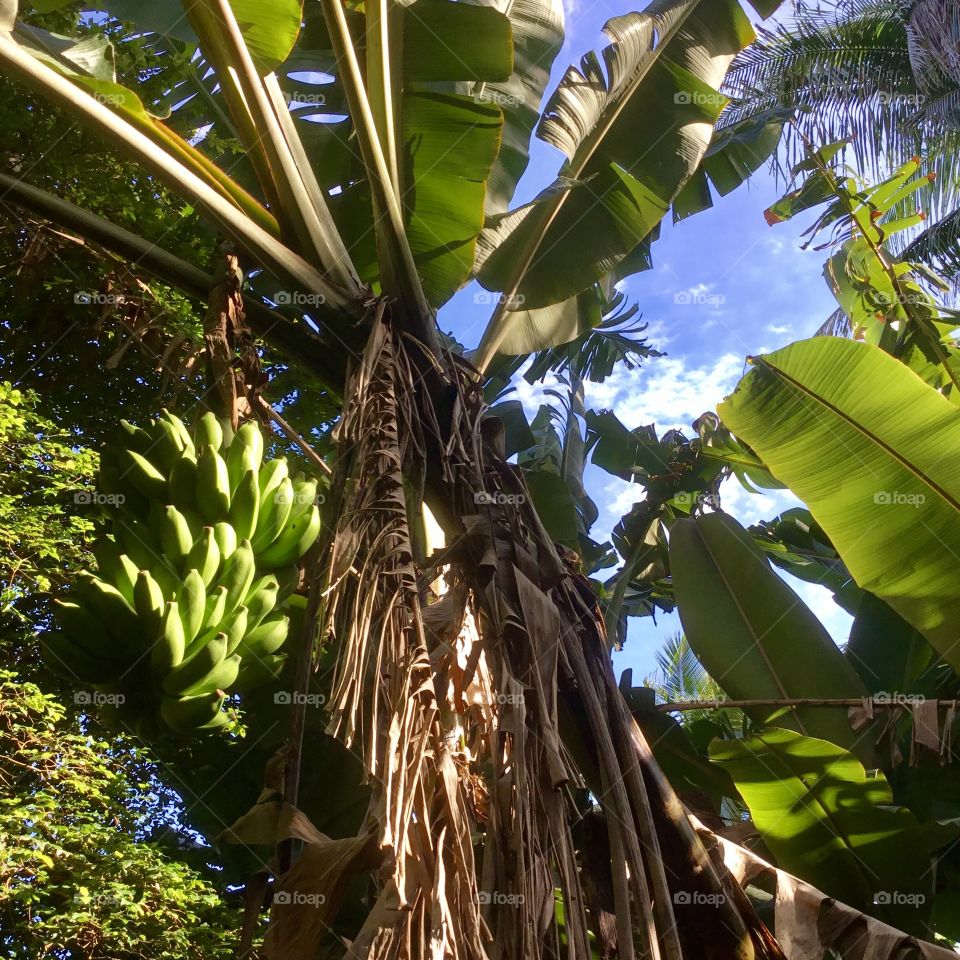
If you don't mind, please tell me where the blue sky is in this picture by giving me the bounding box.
[439,0,854,683]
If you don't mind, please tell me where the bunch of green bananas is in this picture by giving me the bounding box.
[44,410,321,736]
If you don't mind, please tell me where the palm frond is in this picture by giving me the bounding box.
[654,633,721,703]
[725,0,960,279]
[900,204,960,278]
[905,0,960,94]
[723,3,917,179]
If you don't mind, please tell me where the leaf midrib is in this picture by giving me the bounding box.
[692,521,806,734]
[567,1,700,180]
[753,352,960,515]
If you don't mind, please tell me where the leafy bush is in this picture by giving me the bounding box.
[0,672,240,959]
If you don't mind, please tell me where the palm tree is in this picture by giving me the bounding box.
[647,634,734,722]
[723,0,960,277]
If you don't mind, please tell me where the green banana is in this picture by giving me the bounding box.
[97,458,147,516]
[251,476,293,550]
[227,422,262,490]
[274,564,301,601]
[118,449,167,501]
[59,407,336,736]
[79,578,139,639]
[258,506,321,569]
[238,614,289,657]
[133,570,165,636]
[118,419,152,455]
[168,454,198,512]
[151,600,185,674]
[213,521,237,560]
[291,477,318,513]
[160,408,194,454]
[42,630,119,684]
[113,554,140,605]
[147,500,167,549]
[177,568,207,644]
[196,447,231,521]
[163,634,239,697]
[237,420,264,468]
[194,411,224,452]
[197,709,232,731]
[257,457,288,502]
[230,468,260,541]
[53,599,105,645]
[159,505,194,570]
[244,575,279,629]
[159,691,227,734]
[148,560,180,598]
[202,585,229,631]
[220,540,256,614]
[148,418,183,472]
[222,606,249,655]
[235,653,286,692]
[91,537,120,581]
[186,527,220,586]
[114,516,161,572]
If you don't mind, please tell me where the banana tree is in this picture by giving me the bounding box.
[0,0,794,957]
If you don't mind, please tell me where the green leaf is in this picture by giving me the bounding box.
[846,591,938,698]
[518,398,597,546]
[587,410,669,482]
[670,512,868,753]
[624,685,739,806]
[749,507,862,614]
[486,401,535,459]
[403,0,513,82]
[522,469,580,543]
[710,728,934,934]
[15,26,116,81]
[475,1,763,366]
[93,0,303,71]
[401,91,503,306]
[718,337,960,673]
[492,286,609,356]
[489,4,748,304]
[521,292,658,382]
[65,74,277,234]
[675,107,789,221]
[479,160,670,309]
[465,0,565,214]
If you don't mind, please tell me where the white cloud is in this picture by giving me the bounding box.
[766,323,792,336]
[509,363,561,418]
[642,319,673,350]
[791,578,854,645]
[585,352,746,431]
[718,476,796,528]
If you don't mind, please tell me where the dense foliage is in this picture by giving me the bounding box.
[0,672,239,959]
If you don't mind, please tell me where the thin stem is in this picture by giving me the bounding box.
[319,0,435,342]
[255,396,333,476]
[658,696,945,711]
[802,128,960,394]
[0,173,350,391]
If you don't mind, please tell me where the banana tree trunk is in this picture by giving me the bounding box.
[292,307,784,960]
